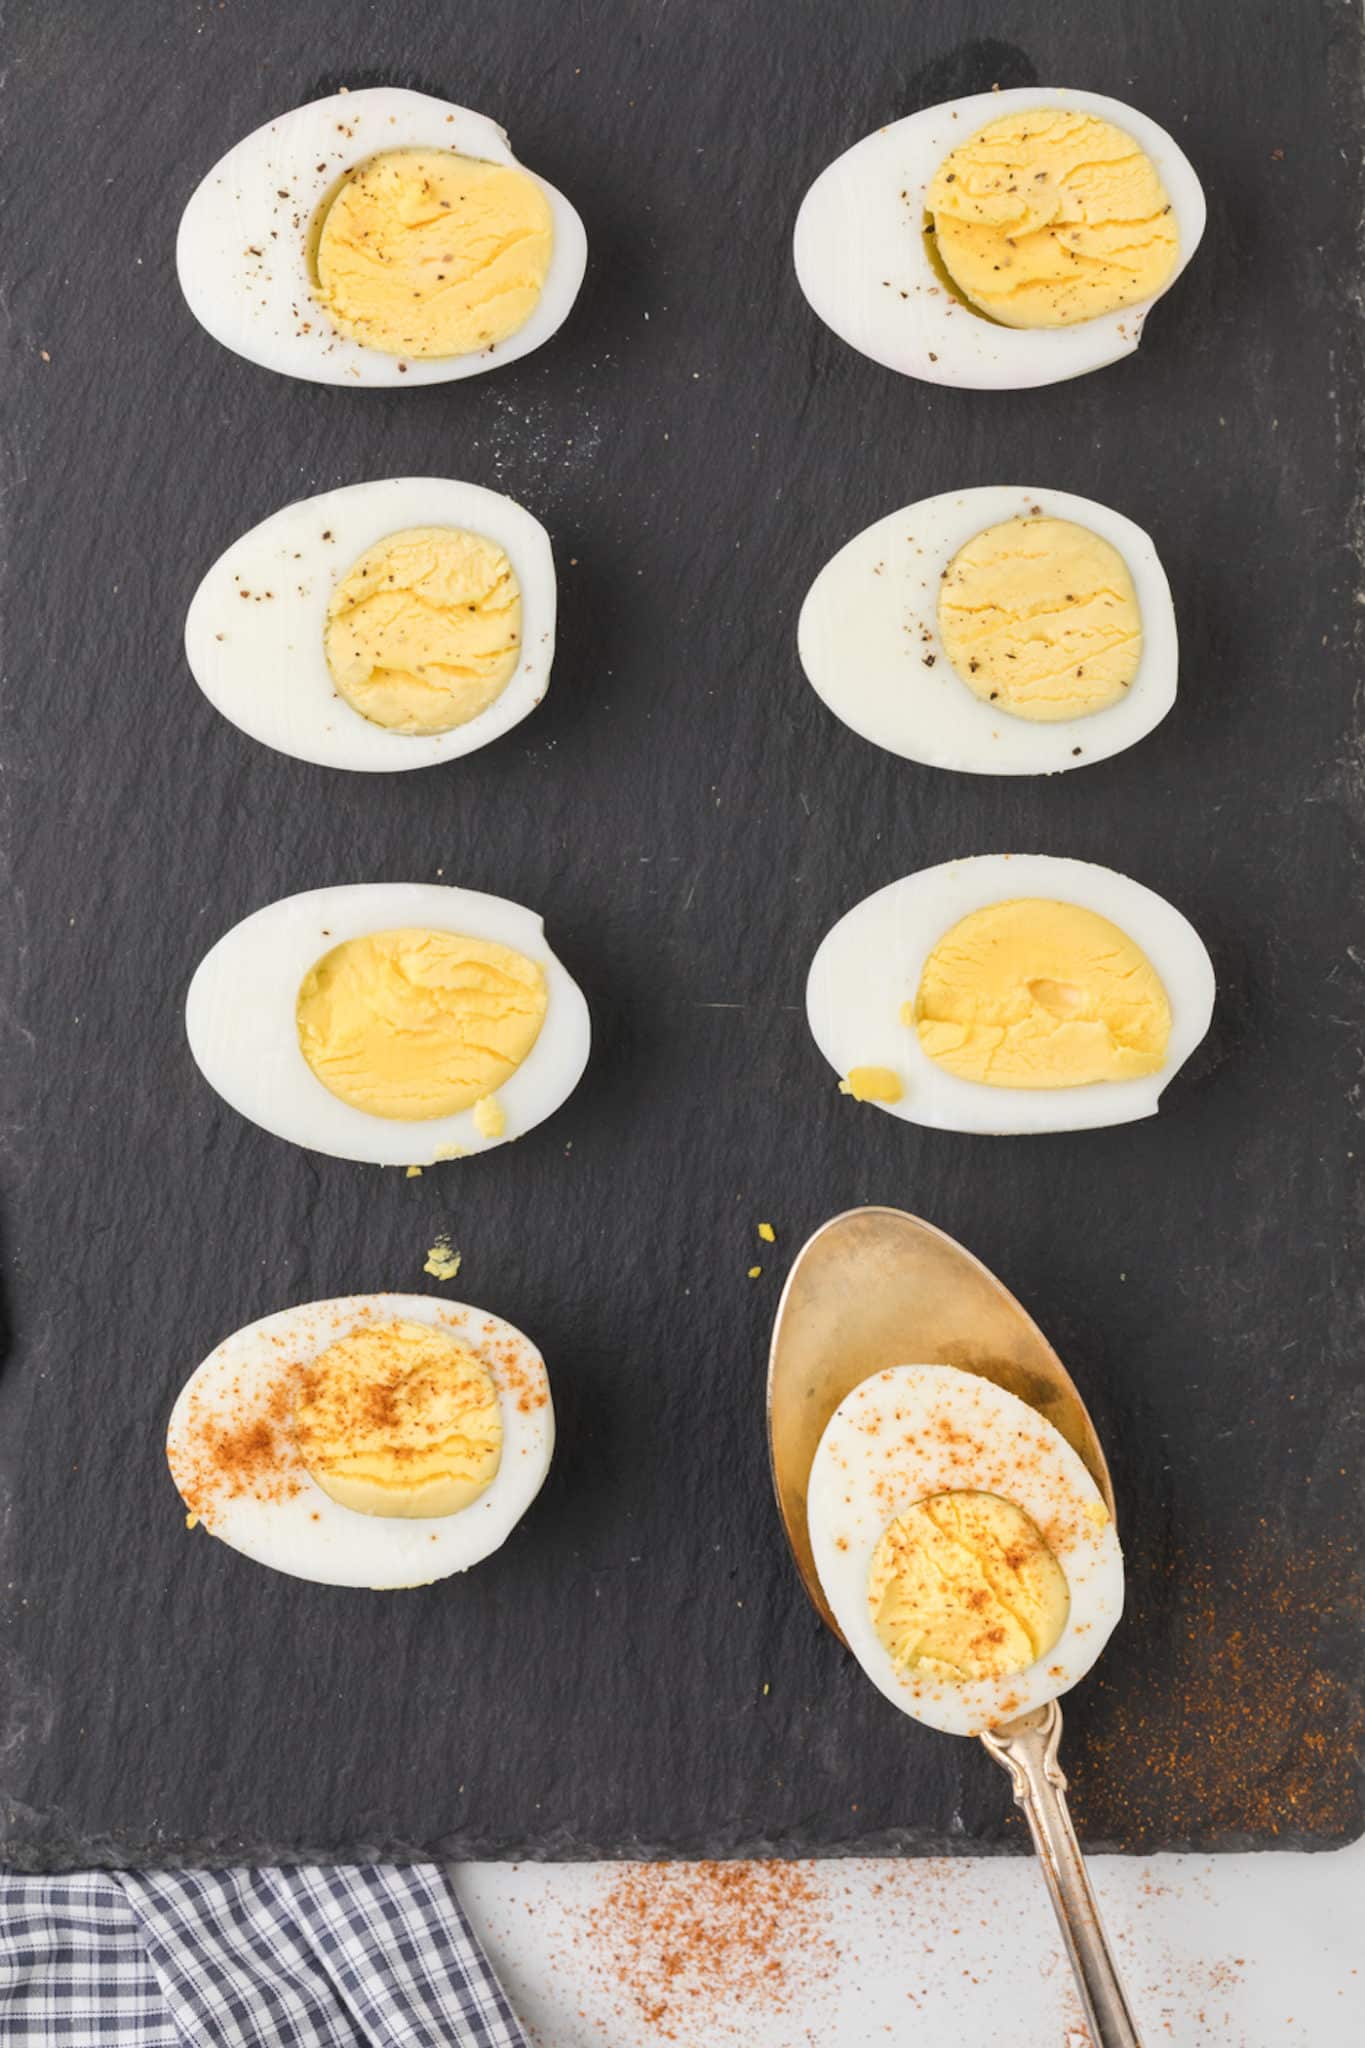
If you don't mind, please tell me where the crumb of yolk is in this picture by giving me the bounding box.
[473,1094,506,1140]
[424,1237,462,1283]
[839,1066,904,1104]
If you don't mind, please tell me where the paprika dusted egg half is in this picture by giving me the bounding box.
[186,883,591,1165]
[798,486,1176,775]
[808,1365,1123,1735]
[807,855,1215,1134]
[167,1294,554,1588]
[177,87,587,385]
[185,477,555,771]
[795,87,1204,389]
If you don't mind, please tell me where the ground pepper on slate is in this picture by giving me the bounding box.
[1074,1534,1362,1848]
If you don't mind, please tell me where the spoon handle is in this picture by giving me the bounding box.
[980,1700,1141,2047]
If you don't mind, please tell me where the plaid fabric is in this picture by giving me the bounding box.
[0,1865,528,2047]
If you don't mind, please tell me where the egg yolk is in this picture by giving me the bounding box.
[869,1491,1070,1683]
[295,1319,501,1519]
[925,108,1179,329]
[324,525,522,734]
[314,147,553,358]
[937,517,1141,721]
[296,927,548,1121]
[913,898,1171,1088]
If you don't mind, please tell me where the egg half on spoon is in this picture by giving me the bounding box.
[808,1364,1123,1735]
[185,477,555,771]
[167,1293,554,1588]
[807,856,1215,1134]
[186,882,591,1165]
[177,87,587,385]
[795,87,1205,389]
[798,486,1176,774]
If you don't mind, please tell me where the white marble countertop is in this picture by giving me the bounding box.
[458,1837,1363,2046]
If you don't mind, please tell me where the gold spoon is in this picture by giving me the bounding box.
[768,1205,1142,2048]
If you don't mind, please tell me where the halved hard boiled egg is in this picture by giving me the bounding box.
[794,88,1204,389]
[186,883,590,1164]
[185,478,555,772]
[808,1364,1123,1735]
[807,856,1215,1134]
[798,486,1176,774]
[177,88,587,385]
[167,1293,553,1588]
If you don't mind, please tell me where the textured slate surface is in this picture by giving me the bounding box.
[1,0,1361,1867]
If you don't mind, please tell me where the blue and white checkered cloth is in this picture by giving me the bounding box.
[0,1865,528,2046]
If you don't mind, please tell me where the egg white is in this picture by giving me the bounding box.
[166,1293,554,1589]
[798,486,1176,774]
[186,882,591,1165]
[176,88,587,386]
[184,478,555,772]
[807,855,1215,1134]
[808,1365,1124,1735]
[794,87,1205,391]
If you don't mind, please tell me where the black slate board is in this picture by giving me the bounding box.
[2,0,1362,1868]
